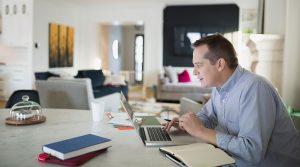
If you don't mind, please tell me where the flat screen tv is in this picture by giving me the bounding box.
[173,26,223,57]
[163,4,239,66]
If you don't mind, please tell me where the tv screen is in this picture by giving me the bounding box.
[174,26,223,57]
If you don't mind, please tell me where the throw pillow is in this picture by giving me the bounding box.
[178,69,191,83]
[53,71,74,79]
[186,68,198,82]
[35,72,59,80]
[103,75,126,86]
[164,66,178,83]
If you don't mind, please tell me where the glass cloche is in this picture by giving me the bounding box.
[9,95,43,121]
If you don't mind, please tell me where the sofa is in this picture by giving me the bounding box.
[74,69,128,99]
[35,71,60,80]
[35,69,128,99]
[156,66,212,102]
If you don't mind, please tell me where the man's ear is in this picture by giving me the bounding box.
[216,58,226,71]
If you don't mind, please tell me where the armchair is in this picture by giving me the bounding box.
[36,78,121,111]
[34,69,129,99]
[36,78,93,110]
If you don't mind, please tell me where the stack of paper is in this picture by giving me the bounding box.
[107,112,132,127]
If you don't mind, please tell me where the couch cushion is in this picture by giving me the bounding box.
[35,72,60,80]
[93,85,128,99]
[164,66,178,83]
[103,75,126,86]
[75,70,105,88]
[161,82,211,93]
[178,69,191,83]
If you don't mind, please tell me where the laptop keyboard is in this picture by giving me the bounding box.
[147,127,172,141]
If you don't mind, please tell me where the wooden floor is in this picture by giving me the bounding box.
[128,85,155,101]
[0,100,6,108]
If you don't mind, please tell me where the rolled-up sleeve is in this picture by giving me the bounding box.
[216,81,276,165]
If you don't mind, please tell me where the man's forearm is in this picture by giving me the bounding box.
[195,127,217,145]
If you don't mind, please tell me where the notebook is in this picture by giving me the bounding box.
[120,92,197,147]
[159,143,235,167]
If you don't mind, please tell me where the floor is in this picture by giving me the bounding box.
[0,100,5,108]
[128,85,155,102]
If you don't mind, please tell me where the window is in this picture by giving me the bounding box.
[134,35,144,82]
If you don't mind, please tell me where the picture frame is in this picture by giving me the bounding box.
[49,23,74,68]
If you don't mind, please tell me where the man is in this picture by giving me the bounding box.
[165,34,300,167]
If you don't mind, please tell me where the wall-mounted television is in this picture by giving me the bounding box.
[173,26,223,57]
[163,4,239,67]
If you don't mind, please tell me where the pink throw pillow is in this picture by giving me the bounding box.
[178,70,191,83]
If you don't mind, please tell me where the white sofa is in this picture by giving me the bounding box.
[156,67,212,102]
[35,78,121,111]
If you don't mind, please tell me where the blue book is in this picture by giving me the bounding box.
[42,134,112,160]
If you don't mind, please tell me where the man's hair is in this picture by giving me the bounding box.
[192,34,238,69]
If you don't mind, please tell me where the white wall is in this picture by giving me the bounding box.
[282,0,300,110]
[32,0,81,74]
[122,25,144,71]
[0,0,2,42]
[108,25,122,74]
[81,4,163,86]
[264,0,286,34]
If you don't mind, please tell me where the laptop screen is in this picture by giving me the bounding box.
[120,92,146,135]
[120,92,134,120]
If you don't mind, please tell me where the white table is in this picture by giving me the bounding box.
[0,108,177,166]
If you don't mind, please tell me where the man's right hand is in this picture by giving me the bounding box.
[164,117,181,132]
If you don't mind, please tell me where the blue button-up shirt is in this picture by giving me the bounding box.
[198,66,300,167]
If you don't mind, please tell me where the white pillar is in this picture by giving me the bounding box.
[247,34,284,94]
[282,0,300,110]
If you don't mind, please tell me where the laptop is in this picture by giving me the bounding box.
[120,92,197,147]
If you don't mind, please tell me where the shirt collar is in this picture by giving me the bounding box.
[216,65,244,93]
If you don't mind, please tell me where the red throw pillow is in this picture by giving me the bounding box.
[177,70,191,83]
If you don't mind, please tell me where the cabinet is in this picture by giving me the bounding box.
[0,65,29,100]
[1,0,32,47]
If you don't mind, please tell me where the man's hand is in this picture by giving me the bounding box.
[178,112,205,138]
[164,112,217,145]
[164,117,181,132]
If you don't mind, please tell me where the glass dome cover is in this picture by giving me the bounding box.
[10,95,43,121]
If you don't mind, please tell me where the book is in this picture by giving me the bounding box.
[42,134,112,160]
[159,143,235,167]
[38,148,108,166]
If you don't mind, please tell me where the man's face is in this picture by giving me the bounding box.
[192,45,221,88]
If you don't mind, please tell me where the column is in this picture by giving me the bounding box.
[247,34,284,94]
[282,0,300,110]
